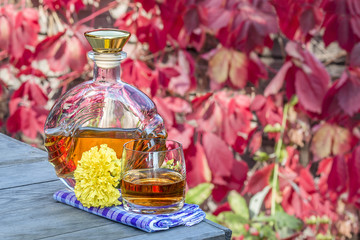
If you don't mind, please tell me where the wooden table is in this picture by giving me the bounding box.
[0,133,231,240]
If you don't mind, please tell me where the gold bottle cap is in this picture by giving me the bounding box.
[84,29,131,53]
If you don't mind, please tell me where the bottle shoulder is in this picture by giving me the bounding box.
[45,81,160,131]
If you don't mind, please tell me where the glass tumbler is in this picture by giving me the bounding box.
[121,139,186,214]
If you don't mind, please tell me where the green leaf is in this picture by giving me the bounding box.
[316,233,333,240]
[258,225,277,239]
[217,211,248,236]
[206,213,219,224]
[252,214,274,223]
[249,186,271,219]
[264,123,282,133]
[274,211,303,231]
[253,151,269,162]
[228,191,249,220]
[289,95,298,107]
[274,142,288,163]
[185,183,214,205]
[217,211,249,224]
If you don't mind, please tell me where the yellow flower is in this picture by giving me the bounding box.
[74,144,121,208]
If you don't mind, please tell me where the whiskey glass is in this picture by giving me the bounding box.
[121,139,186,214]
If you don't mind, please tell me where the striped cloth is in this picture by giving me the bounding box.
[53,189,206,232]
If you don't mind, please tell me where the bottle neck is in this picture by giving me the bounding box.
[88,51,127,83]
[94,64,121,83]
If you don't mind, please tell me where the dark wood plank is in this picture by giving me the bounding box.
[0,180,229,240]
[0,134,47,166]
[119,221,229,240]
[0,180,143,240]
[0,180,64,214]
[40,221,227,240]
[0,160,58,189]
[204,219,232,240]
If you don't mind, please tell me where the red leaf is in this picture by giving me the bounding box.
[11,80,48,107]
[348,146,360,204]
[185,142,211,188]
[6,104,47,139]
[321,68,360,125]
[213,202,231,216]
[205,6,232,31]
[284,146,300,170]
[135,0,156,12]
[252,96,282,139]
[193,101,223,133]
[34,29,89,73]
[248,130,262,155]
[272,0,322,41]
[44,0,85,13]
[67,35,87,72]
[121,58,153,94]
[6,6,40,59]
[11,49,33,68]
[327,155,348,195]
[159,1,185,39]
[350,43,360,67]
[162,96,191,114]
[188,29,207,52]
[247,53,268,86]
[188,93,215,125]
[299,7,321,36]
[34,31,66,59]
[184,6,200,33]
[250,95,266,111]
[333,69,360,116]
[317,157,333,194]
[203,132,234,185]
[152,97,175,128]
[299,167,316,193]
[217,0,277,52]
[16,67,46,78]
[0,10,11,52]
[229,160,248,192]
[222,94,252,146]
[294,70,324,114]
[212,160,248,202]
[232,136,247,155]
[284,42,330,114]
[264,61,292,96]
[322,0,359,52]
[34,31,70,72]
[156,66,180,89]
[212,185,231,202]
[168,51,196,95]
[244,164,274,195]
[137,16,167,53]
[191,92,213,111]
[114,10,137,34]
[167,123,194,150]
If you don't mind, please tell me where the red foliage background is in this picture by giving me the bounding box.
[1,0,360,238]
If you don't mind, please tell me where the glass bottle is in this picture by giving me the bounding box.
[44,29,167,189]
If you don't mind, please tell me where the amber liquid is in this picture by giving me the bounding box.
[45,127,138,178]
[121,168,185,207]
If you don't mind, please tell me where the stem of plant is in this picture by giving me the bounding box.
[271,100,290,217]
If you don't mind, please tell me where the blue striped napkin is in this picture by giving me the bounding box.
[53,189,206,232]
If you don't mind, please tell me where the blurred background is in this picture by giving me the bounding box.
[1,0,360,239]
